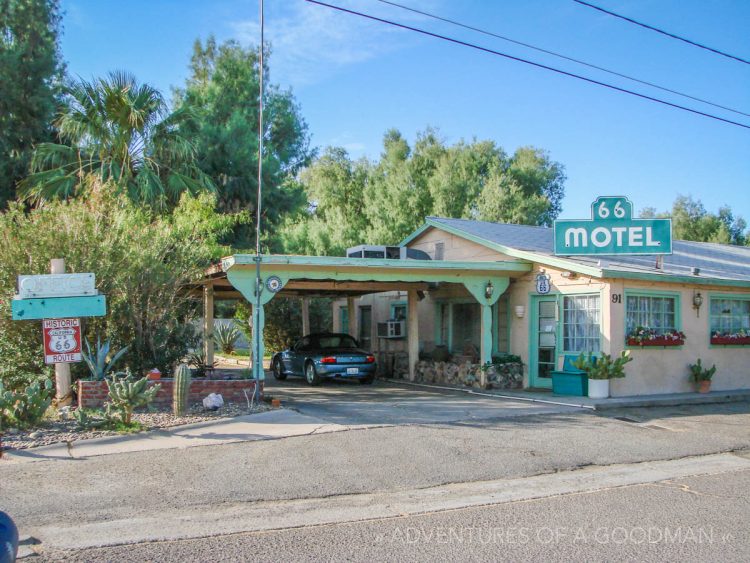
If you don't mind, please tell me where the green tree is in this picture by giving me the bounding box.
[176,36,312,248]
[19,71,212,207]
[477,147,565,226]
[0,0,64,207]
[0,181,241,386]
[640,195,747,245]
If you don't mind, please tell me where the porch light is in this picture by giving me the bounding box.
[484,281,494,299]
[514,305,525,319]
[692,291,703,317]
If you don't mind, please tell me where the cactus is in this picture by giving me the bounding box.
[105,370,161,425]
[172,363,192,416]
[0,379,53,428]
[82,336,129,380]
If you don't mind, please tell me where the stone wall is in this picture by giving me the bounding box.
[413,360,523,390]
[78,379,263,409]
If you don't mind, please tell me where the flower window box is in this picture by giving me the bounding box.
[710,335,750,346]
[626,336,684,347]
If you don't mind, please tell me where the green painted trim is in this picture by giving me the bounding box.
[528,294,559,389]
[227,253,530,273]
[506,296,512,355]
[491,301,498,356]
[603,269,750,289]
[11,295,107,320]
[399,223,432,246]
[623,288,682,346]
[389,300,407,318]
[408,218,604,277]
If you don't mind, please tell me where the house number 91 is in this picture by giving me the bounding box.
[611,294,622,303]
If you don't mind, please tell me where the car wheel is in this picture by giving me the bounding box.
[305,361,322,386]
[272,357,287,380]
[359,374,374,385]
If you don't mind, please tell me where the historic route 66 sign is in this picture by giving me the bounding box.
[265,276,283,293]
[535,273,551,295]
[43,318,82,364]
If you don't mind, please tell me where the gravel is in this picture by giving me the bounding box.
[0,402,271,451]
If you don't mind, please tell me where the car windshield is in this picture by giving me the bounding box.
[317,335,358,349]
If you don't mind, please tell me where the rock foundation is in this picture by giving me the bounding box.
[412,360,523,390]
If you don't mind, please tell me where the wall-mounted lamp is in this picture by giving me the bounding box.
[692,291,703,317]
[485,281,494,299]
[514,305,526,319]
[560,271,578,280]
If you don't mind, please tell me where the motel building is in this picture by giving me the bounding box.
[207,197,750,399]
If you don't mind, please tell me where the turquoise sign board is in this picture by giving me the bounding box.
[11,295,107,320]
[554,196,672,256]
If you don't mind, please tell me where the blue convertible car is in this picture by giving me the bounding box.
[271,333,377,385]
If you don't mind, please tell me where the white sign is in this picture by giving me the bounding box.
[43,318,82,364]
[18,273,96,299]
[536,273,551,295]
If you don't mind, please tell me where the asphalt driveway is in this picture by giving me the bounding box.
[262,375,584,425]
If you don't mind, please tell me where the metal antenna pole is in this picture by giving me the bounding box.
[253,0,264,402]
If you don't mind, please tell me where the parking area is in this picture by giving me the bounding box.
[262,375,585,425]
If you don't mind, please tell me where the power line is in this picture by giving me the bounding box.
[375,0,750,119]
[572,0,750,66]
[304,0,750,130]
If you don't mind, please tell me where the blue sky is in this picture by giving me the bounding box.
[60,0,749,221]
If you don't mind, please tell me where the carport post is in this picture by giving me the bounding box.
[347,297,358,339]
[407,290,419,381]
[480,304,492,387]
[203,284,215,367]
[251,302,265,381]
[301,297,310,336]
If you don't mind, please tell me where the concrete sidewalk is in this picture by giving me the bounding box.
[3,409,377,464]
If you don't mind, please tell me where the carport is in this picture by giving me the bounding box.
[198,254,531,385]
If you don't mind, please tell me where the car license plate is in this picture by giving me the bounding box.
[346,367,359,375]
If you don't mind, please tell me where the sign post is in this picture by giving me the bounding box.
[554,196,672,256]
[50,259,73,406]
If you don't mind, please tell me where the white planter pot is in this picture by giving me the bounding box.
[588,378,610,399]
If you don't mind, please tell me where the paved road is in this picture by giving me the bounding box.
[2,378,749,560]
[43,467,749,562]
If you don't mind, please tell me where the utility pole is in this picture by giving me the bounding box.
[253,0,265,403]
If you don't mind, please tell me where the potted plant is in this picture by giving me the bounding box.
[626,326,686,347]
[573,351,632,399]
[688,359,716,393]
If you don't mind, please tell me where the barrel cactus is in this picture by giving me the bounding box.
[172,363,192,416]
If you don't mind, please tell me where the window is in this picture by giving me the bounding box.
[563,295,601,353]
[626,294,677,335]
[391,302,407,321]
[358,306,372,351]
[339,306,349,334]
[710,298,750,335]
[318,335,358,349]
[434,242,445,260]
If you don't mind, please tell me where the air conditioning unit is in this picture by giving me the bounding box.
[346,245,431,260]
[377,320,406,339]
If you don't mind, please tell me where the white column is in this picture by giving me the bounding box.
[51,259,71,407]
[203,285,214,366]
[479,304,493,388]
[407,290,420,381]
[301,297,310,336]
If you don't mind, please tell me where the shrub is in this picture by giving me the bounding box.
[0,378,53,428]
[214,323,241,355]
[688,359,716,382]
[0,186,242,383]
[573,351,632,380]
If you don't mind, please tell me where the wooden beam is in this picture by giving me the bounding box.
[203,285,215,366]
[407,289,419,382]
[284,280,429,292]
[301,297,310,336]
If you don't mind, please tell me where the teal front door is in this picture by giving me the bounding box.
[530,296,559,389]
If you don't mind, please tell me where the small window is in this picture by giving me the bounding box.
[434,242,445,260]
[391,303,407,321]
[710,298,750,336]
[626,294,677,335]
[563,295,601,353]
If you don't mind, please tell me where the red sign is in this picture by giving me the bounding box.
[43,318,82,364]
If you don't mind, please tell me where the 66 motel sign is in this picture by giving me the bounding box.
[43,318,82,364]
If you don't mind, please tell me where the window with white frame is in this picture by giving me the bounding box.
[710,298,750,335]
[563,295,601,353]
[625,294,677,335]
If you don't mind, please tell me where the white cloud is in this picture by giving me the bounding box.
[230,0,443,86]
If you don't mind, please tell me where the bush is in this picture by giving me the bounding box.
[0,378,53,428]
[0,186,242,385]
[105,371,161,425]
[214,323,241,355]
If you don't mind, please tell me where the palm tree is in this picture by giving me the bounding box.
[19,71,213,206]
